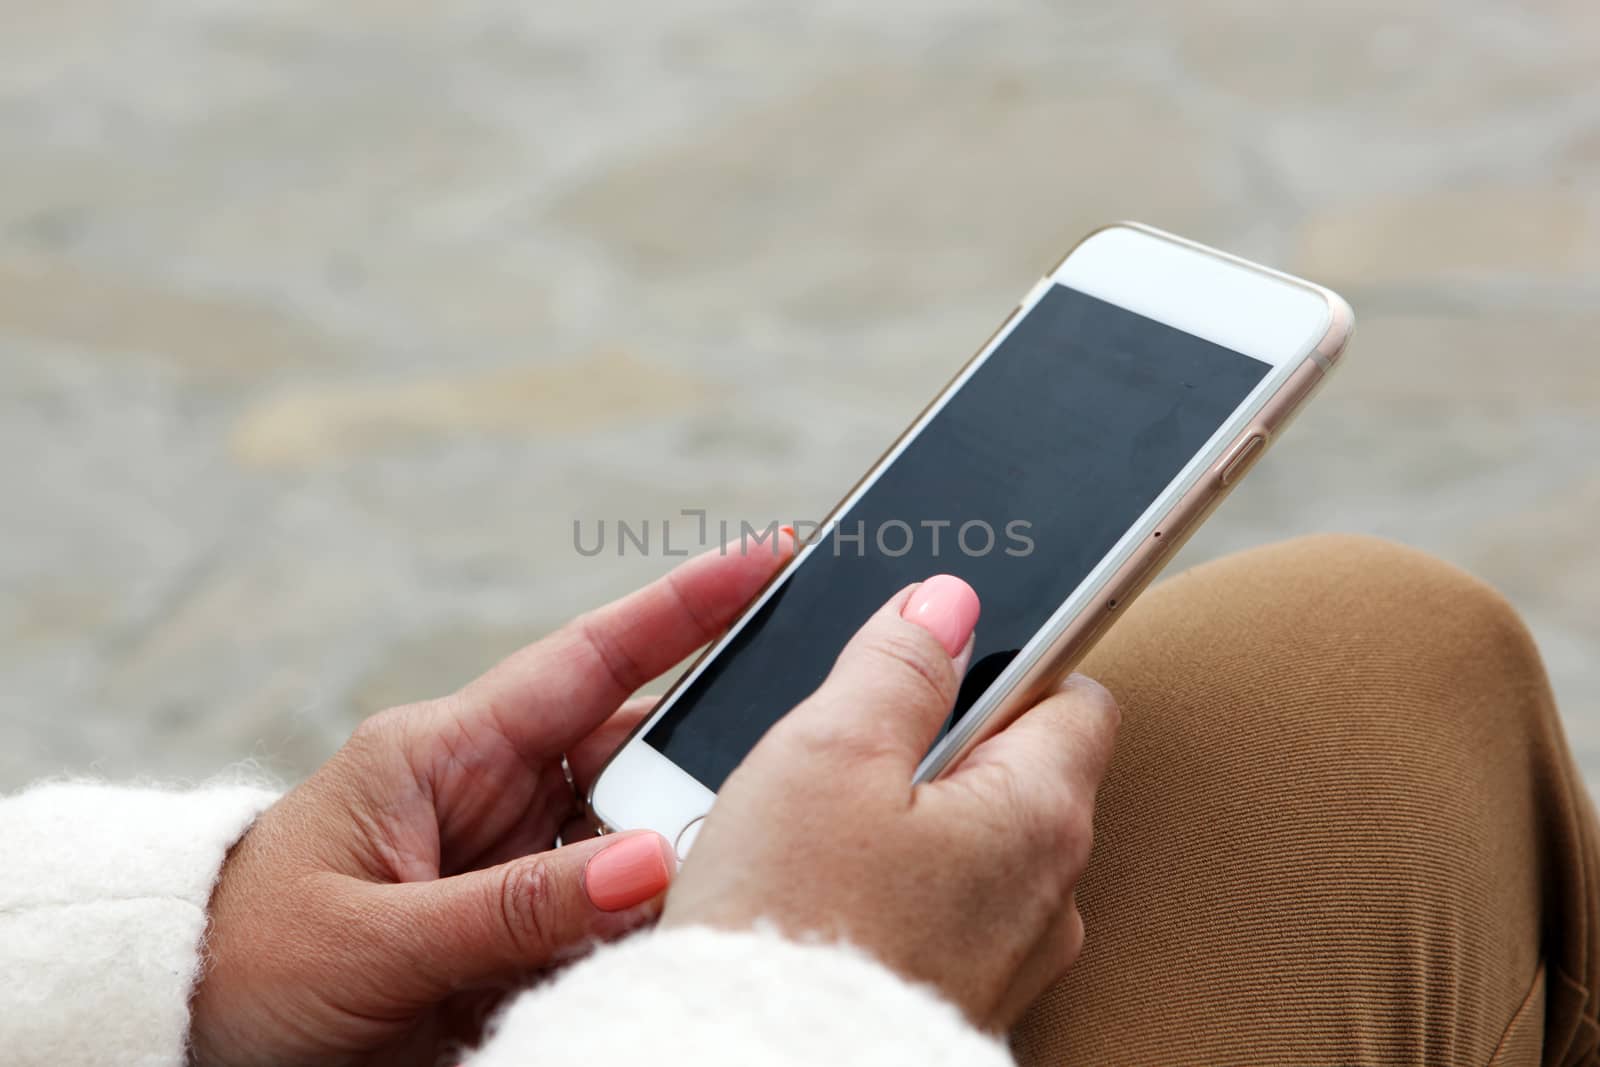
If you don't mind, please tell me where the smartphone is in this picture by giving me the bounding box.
[588,222,1353,856]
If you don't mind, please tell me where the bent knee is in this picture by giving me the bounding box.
[1104,532,1552,743]
[1261,533,1539,672]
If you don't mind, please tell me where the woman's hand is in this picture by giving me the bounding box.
[189,536,792,1066]
[665,576,1119,1030]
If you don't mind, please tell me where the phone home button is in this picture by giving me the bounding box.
[675,815,707,862]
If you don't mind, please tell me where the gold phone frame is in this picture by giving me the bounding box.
[586,222,1354,833]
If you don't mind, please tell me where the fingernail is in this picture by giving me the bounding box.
[901,575,981,657]
[584,833,674,912]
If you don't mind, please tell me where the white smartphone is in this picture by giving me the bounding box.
[588,222,1353,857]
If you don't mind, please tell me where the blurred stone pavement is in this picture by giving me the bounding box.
[2,1,1597,788]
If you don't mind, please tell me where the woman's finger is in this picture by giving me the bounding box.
[780,576,979,774]
[382,831,677,994]
[945,673,1119,803]
[457,530,794,763]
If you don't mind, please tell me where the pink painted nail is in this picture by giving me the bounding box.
[901,575,980,657]
[584,833,675,912]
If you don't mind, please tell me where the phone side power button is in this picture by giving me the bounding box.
[1219,432,1267,486]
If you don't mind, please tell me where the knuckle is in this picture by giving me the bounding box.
[1063,906,1087,966]
[772,711,898,768]
[351,700,445,748]
[1016,786,1093,874]
[866,628,956,706]
[342,707,426,775]
[497,858,559,959]
[344,702,445,781]
[1066,673,1121,733]
[350,705,407,747]
[1052,799,1096,873]
[573,609,649,696]
[997,771,1066,854]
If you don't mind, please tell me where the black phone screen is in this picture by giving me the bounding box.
[644,284,1271,790]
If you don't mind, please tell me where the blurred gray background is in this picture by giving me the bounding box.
[2,1,1597,789]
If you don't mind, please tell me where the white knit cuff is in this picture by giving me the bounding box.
[473,924,1015,1067]
[0,779,280,1067]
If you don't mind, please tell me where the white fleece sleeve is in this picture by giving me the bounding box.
[471,925,1016,1067]
[0,780,279,1067]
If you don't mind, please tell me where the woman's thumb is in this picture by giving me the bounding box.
[383,831,676,990]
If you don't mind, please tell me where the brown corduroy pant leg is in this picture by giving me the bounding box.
[1013,535,1600,1066]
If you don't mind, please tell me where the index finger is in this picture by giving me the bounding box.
[945,673,1120,800]
[460,529,795,761]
